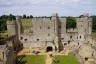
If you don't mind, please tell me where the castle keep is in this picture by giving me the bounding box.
[1,13,95,64]
[9,13,92,52]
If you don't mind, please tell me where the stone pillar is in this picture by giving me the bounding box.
[88,18,92,34]
[15,16,23,39]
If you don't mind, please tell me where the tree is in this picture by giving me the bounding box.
[30,15,33,18]
[8,14,16,20]
[27,16,30,19]
[23,14,26,18]
[0,14,16,32]
[66,17,76,29]
[79,15,84,18]
[91,16,96,32]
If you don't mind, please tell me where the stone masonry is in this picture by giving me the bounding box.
[6,13,96,64]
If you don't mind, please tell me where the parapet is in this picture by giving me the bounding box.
[76,17,92,22]
[59,18,66,22]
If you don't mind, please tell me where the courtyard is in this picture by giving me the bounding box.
[17,50,80,64]
[52,53,80,64]
[17,55,46,64]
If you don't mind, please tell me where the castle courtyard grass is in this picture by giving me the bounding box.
[52,53,80,64]
[18,55,46,64]
[17,53,79,64]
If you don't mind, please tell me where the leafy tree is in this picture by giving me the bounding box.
[23,14,26,18]
[30,15,33,18]
[0,14,16,32]
[27,16,30,19]
[79,15,84,18]
[66,17,76,29]
[91,16,96,32]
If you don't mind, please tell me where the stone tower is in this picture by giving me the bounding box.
[76,14,92,41]
[7,16,23,38]
[7,20,17,37]
[76,14,92,35]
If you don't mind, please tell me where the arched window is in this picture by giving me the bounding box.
[64,43,67,46]
[37,39,39,41]
[48,27,50,29]
[20,37,23,40]
[70,36,72,39]
[78,42,79,45]
[68,40,70,44]
[61,38,64,40]
[24,39,27,41]
[80,36,81,39]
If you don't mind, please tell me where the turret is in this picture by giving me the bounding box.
[7,20,17,37]
[7,16,23,38]
[76,13,92,35]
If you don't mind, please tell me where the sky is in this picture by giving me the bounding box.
[0,0,96,16]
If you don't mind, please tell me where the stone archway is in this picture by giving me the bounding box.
[46,46,53,52]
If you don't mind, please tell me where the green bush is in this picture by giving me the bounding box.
[66,17,76,29]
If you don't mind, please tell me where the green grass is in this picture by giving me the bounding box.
[92,31,96,34]
[52,53,80,64]
[18,55,46,64]
[0,33,8,39]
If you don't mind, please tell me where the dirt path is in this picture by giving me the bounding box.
[17,48,72,64]
[45,53,53,64]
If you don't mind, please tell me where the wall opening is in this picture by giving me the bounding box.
[85,57,88,61]
[48,27,50,29]
[20,37,23,40]
[80,36,81,39]
[46,46,53,52]
[24,39,27,41]
[64,43,67,46]
[68,40,70,44]
[37,39,39,41]
[77,36,78,39]
[61,38,64,40]
[70,36,72,39]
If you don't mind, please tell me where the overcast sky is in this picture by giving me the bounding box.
[0,0,96,16]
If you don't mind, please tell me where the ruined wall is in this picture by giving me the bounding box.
[7,20,17,37]
[20,13,93,52]
[0,41,15,64]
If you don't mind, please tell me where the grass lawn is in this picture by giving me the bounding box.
[18,55,46,64]
[0,32,8,39]
[52,53,80,64]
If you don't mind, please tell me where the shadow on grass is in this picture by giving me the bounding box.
[17,61,27,64]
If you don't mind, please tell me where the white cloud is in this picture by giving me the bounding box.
[0,0,96,16]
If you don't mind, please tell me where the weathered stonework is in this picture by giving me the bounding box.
[5,13,96,64]
[0,40,15,64]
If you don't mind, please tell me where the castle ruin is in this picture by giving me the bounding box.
[0,13,96,64]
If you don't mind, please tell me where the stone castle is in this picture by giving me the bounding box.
[0,13,96,64]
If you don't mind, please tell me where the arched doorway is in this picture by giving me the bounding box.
[46,46,53,52]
